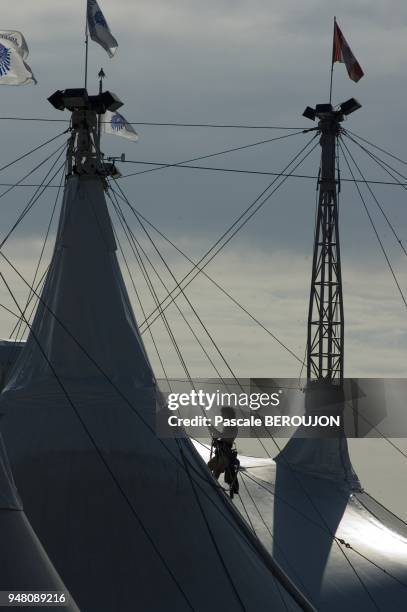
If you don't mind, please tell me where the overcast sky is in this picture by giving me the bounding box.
[1,1,407,514]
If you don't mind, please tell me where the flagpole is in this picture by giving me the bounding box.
[329,16,336,104]
[84,4,89,89]
[329,65,334,104]
[97,68,105,148]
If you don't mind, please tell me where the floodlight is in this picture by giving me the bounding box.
[315,103,333,115]
[99,91,123,112]
[303,106,316,121]
[89,91,123,113]
[47,88,89,111]
[340,98,362,116]
[62,89,89,110]
[48,90,65,111]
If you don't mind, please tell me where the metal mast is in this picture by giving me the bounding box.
[303,99,361,386]
[47,87,123,179]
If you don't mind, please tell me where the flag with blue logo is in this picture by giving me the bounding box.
[0,30,36,85]
[87,0,118,58]
[102,110,139,142]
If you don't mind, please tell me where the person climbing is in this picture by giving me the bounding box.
[207,406,240,497]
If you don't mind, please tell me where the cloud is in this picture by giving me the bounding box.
[1,237,405,378]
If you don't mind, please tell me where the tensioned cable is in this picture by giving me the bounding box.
[341,133,407,258]
[345,129,407,168]
[1,265,50,328]
[0,117,307,130]
[111,216,173,392]
[237,470,312,605]
[0,268,196,611]
[132,136,320,333]
[0,183,60,188]
[0,150,66,351]
[119,161,406,186]
[0,129,68,176]
[9,265,50,332]
[110,188,243,389]
[243,464,407,595]
[178,441,247,612]
[107,191,195,389]
[343,130,407,186]
[339,139,407,311]
[0,139,67,205]
[109,206,280,465]
[233,477,286,606]
[110,186,305,365]
[0,302,19,319]
[111,188,237,430]
[358,491,407,528]
[109,193,228,385]
[241,470,407,591]
[136,137,319,332]
[123,140,318,339]
[0,149,68,251]
[113,187,227,396]
[183,446,317,611]
[101,121,211,396]
[234,478,295,610]
[344,393,407,463]
[111,192,268,455]
[113,129,310,179]
[9,159,66,342]
[235,476,256,534]
[1,173,405,188]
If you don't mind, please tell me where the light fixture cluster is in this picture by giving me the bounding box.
[303,98,362,121]
[48,88,123,114]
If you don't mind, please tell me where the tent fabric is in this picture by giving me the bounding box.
[0,339,24,391]
[194,445,407,611]
[0,509,81,612]
[0,433,21,509]
[0,431,80,611]
[4,176,154,391]
[275,437,361,489]
[0,174,310,612]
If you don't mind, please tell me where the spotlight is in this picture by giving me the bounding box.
[48,88,89,111]
[302,106,316,121]
[99,91,123,112]
[47,90,65,111]
[315,103,333,116]
[340,98,362,116]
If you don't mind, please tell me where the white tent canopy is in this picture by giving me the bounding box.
[194,440,407,611]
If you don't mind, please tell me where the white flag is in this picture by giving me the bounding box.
[0,30,36,85]
[87,0,118,58]
[102,111,139,142]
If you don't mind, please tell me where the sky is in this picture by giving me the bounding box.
[0,0,407,516]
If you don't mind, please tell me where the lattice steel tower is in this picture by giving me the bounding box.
[302,99,361,385]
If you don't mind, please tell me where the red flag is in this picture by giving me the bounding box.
[332,20,364,82]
